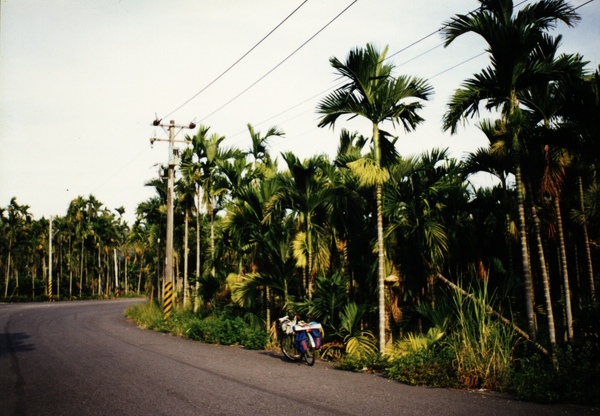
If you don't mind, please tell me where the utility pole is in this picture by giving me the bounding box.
[48,216,53,301]
[150,118,195,319]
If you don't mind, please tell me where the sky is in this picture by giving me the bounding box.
[1,0,599,225]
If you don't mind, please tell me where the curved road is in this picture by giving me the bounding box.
[0,300,594,416]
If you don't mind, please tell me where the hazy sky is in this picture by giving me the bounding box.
[1,0,599,224]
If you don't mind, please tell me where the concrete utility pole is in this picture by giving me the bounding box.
[150,119,195,319]
[48,216,53,301]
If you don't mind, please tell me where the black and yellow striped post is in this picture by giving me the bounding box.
[163,281,174,320]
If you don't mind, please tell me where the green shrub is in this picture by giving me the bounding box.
[385,347,459,388]
[183,314,268,349]
[189,316,232,344]
[337,353,387,372]
[337,354,366,372]
[558,342,600,405]
[186,319,205,341]
[240,327,269,350]
[509,343,600,405]
[508,352,562,403]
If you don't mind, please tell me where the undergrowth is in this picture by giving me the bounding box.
[125,301,268,350]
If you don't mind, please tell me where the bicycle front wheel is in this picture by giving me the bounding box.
[281,333,301,362]
[304,334,316,366]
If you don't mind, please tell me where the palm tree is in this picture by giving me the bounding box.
[65,196,89,298]
[317,43,433,351]
[180,125,210,311]
[176,169,198,307]
[3,198,32,297]
[224,177,293,330]
[246,123,284,170]
[441,0,580,341]
[331,129,371,298]
[182,128,243,277]
[137,179,168,299]
[520,48,585,343]
[269,153,335,300]
[560,66,600,301]
[384,149,467,335]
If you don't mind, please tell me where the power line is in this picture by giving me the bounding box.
[388,0,531,63]
[429,51,487,79]
[198,0,359,124]
[221,0,594,149]
[161,0,309,120]
[162,0,593,155]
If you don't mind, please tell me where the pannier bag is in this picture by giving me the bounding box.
[312,328,322,350]
[294,330,308,353]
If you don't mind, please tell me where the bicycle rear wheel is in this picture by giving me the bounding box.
[281,333,301,362]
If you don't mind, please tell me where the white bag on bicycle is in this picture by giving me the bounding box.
[281,319,295,335]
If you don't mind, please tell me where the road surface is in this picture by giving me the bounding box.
[0,299,594,415]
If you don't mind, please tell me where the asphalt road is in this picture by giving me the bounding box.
[0,299,595,416]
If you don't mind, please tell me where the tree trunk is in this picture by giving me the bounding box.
[183,209,189,308]
[79,240,84,298]
[124,253,128,296]
[555,196,574,342]
[69,238,73,300]
[137,255,143,295]
[372,121,387,353]
[194,189,202,314]
[531,203,556,349]
[266,286,271,334]
[58,245,62,300]
[515,163,536,341]
[97,248,102,296]
[114,248,118,297]
[4,241,12,297]
[105,264,109,296]
[209,195,216,277]
[307,226,313,300]
[578,176,595,301]
[376,181,386,352]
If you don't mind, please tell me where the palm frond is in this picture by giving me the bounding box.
[347,158,389,187]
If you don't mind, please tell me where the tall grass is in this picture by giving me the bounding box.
[447,281,516,390]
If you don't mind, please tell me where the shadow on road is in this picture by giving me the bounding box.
[0,332,36,356]
[259,350,294,363]
[259,350,338,369]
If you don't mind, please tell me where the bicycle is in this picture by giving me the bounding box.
[278,315,321,366]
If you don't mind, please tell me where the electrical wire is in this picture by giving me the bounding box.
[198,0,359,124]
[429,51,487,79]
[389,0,531,62]
[227,0,534,139]
[157,0,593,151]
[221,0,594,150]
[160,0,309,120]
